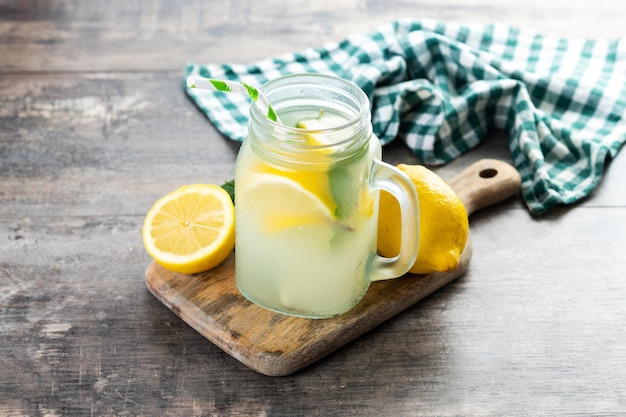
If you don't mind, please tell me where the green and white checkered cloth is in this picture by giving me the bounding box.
[184,19,626,215]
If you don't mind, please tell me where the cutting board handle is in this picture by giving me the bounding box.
[447,159,522,216]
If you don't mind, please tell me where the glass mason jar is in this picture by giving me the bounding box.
[235,73,419,318]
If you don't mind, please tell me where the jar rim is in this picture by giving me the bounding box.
[252,73,370,126]
[249,73,372,157]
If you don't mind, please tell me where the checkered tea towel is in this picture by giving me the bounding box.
[184,19,626,215]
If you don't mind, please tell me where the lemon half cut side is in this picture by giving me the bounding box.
[142,184,235,274]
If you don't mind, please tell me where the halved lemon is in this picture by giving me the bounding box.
[142,184,235,274]
[237,173,335,233]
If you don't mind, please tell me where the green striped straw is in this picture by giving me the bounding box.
[186,76,281,124]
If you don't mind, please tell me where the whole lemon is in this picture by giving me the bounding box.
[377,164,469,275]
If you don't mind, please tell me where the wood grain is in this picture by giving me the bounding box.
[2,0,626,414]
[145,159,520,376]
[2,0,625,73]
[145,249,470,376]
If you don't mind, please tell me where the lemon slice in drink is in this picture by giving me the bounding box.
[251,161,337,219]
[237,174,335,233]
[293,112,356,219]
[142,184,235,274]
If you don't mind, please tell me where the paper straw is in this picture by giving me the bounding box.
[187,76,281,124]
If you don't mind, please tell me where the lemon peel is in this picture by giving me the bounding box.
[377,164,469,274]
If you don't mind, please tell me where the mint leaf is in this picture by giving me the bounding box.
[221,179,235,204]
[328,166,357,220]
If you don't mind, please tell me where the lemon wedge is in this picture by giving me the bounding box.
[296,113,351,146]
[142,184,235,274]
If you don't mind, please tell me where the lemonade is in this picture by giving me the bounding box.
[236,109,381,317]
[234,74,419,318]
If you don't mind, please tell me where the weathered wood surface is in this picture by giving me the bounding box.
[1,0,626,415]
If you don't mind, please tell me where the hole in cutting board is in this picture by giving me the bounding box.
[479,168,498,178]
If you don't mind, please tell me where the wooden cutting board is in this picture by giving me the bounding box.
[145,158,521,376]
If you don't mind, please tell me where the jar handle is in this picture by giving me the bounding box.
[369,159,420,282]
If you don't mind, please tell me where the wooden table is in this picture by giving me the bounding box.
[2,1,625,415]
